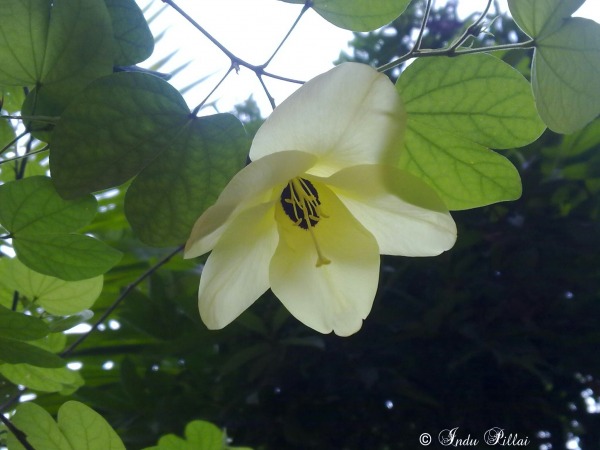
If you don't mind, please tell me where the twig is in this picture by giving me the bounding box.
[0,146,49,166]
[448,0,494,51]
[0,130,28,158]
[191,66,234,115]
[0,413,36,450]
[60,245,184,357]
[262,1,312,67]
[413,0,433,52]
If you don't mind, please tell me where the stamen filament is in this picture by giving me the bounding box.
[280,177,331,267]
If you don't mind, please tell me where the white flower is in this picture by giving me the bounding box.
[185,63,457,336]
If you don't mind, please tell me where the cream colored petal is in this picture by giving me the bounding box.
[198,202,278,330]
[324,165,457,256]
[184,151,316,258]
[250,63,406,177]
[270,182,379,336]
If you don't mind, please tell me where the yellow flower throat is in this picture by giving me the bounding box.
[280,178,331,267]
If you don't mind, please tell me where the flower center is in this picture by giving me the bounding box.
[280,178,331,267]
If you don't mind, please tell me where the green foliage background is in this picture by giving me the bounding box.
[1,0,600,449]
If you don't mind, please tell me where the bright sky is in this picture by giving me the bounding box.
[140,0,600,115]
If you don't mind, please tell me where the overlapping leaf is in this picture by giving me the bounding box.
[105,0,154,66]
[0,364,84,394]
[508,0,600,133]
[0,0,114,120]
[0,176,122,280]
[7,401,125,450]
[280,0,411,31]
[396,53,545,209]
[51,72,249,246]
[1,258,103,315]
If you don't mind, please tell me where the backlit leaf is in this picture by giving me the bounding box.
[508,0,584,38]
[2,258,103,315]
[105,0,154,65]
[0,363,84,394]
[280,0,411,31]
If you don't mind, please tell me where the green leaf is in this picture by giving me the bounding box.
[399,120,522,210]
[58,401,126,450]
[125,114,249,246]
[50,72,190,197]
[396,55,529,209]
[0,363,84,394]
[508,0,584,38]
[105,0,154,65]
[7,402,69,450]
[0,304,49,341]
[0,176,96,235]
[281,0,411,31]
[2,258,103,315]
[14,233,122,281]
[397,53,545,149]
[0,0,114,116]
[0,337,64,367]
[144,420,253,450]
[7,401,125,450]
[532,18,600,133]
[507,1,600,133]
[0,177,122,280]
[50,72,249,246]
[1,85,26,113]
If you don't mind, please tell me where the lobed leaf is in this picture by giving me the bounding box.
[399,121,522,210]
[396,55,529,209]
[533,18,600,134]
[0,176,96,235]
[8,401,125,450]
[125,114,249,246]
[508,0,584,38]
[51,72,249,246]
[105,0,155,66]
[2,258,103,315]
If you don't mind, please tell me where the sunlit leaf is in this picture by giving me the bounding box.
[0,304,49,340]
[400,121,522,210]
[281,0,411,31]
[0,337,64,367]
[2,258,103,315]
[7,401,125,450]
[105,0,154,65]
[396,55,528,209]
[397,53,545,149]
[0,363,84,394]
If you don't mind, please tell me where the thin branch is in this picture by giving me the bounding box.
[257,75,276,110]
[160,0,305,108]
[0,115,58,123]
[0,130,28,158]
[191,66,234,115]
[60,245,184,357]
[0,413,36,450]
[0,146,49,166]
[377,39,535,73]
[413,0,434,52]
[448,0,494,51]
[262,1,312,67]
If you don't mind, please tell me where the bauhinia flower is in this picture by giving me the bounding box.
[185,62,457,336]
